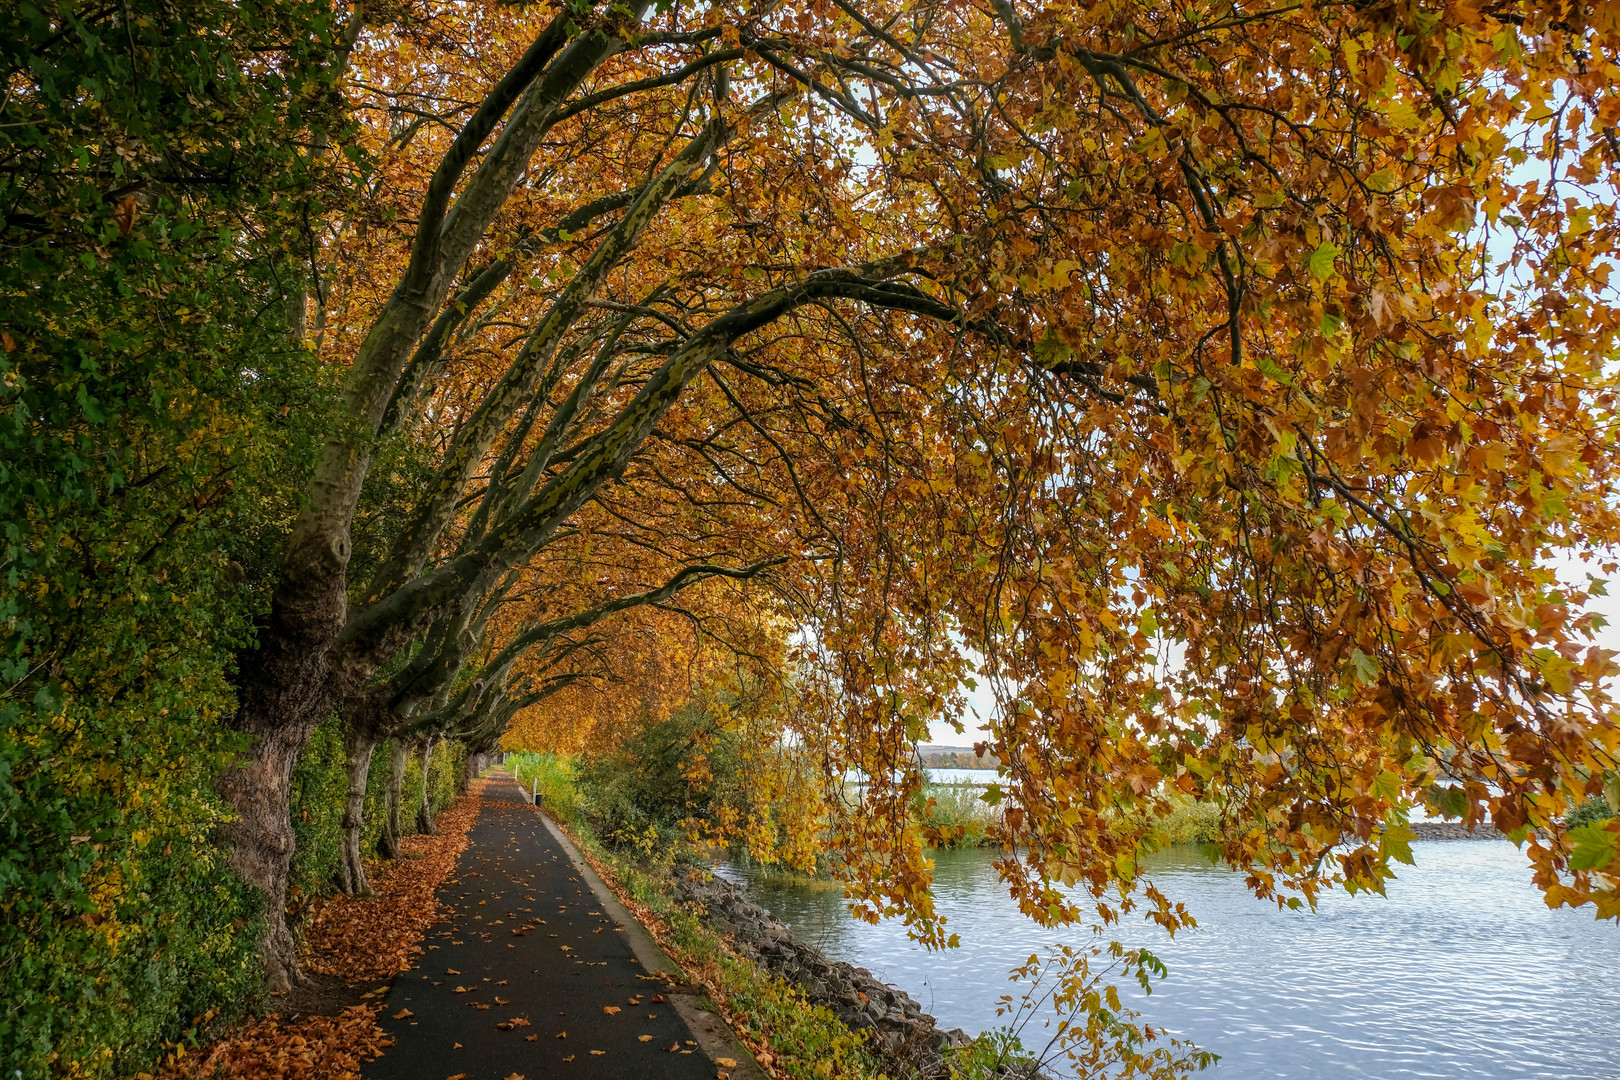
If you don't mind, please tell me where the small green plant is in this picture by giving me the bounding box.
[1566,796,1616,829]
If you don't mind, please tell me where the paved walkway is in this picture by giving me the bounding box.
[365,774,749,1080]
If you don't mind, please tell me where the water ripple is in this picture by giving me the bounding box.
[725,841,1620,1079]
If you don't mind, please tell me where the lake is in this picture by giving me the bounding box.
[720,838,1620,1079]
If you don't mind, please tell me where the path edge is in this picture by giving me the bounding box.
[526,797,767,1080]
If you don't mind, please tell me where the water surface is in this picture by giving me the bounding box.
[722,841,1620,1079]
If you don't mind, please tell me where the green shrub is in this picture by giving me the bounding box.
[1566,796,1616,830]
[0,709,264,1079]
[288,718,347,909]
[510,752,584,824]
[916,781,996,847]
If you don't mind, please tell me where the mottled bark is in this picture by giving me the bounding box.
[338,725,377,896]
[218,711,322,993]
[417,736,438,834]
[378,739,408,859]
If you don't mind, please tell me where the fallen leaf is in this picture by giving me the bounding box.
[602,1006,620,1015]
[652,994,667,1003]
[453,986,469,993]
[446,968,461,975]
[391,1008,414,1020]
[556,1031,567,1039]
[495,996,509,1005]
[590,1050,605,1055]
[503,1074,524,1080]
[526,1034,538,1042]
[716,1058,738,1068]
[113,193,138,236]
[447,1074,467,1080]
[638,1035,653,1042]
[453,1043,462,1049]
[668,1043,681,1052]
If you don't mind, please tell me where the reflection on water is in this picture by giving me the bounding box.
[722,841,1620,1079]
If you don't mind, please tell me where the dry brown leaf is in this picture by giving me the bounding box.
[638,1035,653,1042]
[716,1057,738,1068]
[391,1008,414,1020]
[602,1006,620,1015]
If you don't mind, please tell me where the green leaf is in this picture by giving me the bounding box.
[1308,242,1340,281]
[1371,770,1402,801]
[1569,823,1618,871]
[1427,785,1467,818]
[1255,357,1295,386]
[1380,821,1417,866]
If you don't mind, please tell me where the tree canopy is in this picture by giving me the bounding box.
[6,0,1620,1041]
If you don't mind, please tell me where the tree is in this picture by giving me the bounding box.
[222,0,1620,992]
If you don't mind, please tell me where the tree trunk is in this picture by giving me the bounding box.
[378,739,407,859]
[218,710,323,994]
[417,736,438,834]
[339,724,376,896]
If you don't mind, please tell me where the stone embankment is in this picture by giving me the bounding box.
[674,870,1043,1079]
[1411,820,1504,840]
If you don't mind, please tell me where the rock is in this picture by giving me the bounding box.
[673,868,982,1078]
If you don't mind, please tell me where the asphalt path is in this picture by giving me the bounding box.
[364,775,727,1080]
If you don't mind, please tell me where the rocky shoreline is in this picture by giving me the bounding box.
[673,869,1042,1079]
[1410,820,1504,840]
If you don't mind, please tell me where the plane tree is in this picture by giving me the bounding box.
[224,0,1620,994]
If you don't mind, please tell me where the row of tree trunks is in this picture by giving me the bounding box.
[378,738,409,859]
[340,730,451,882]
[338,726,377,896]
[417,737,438,835]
